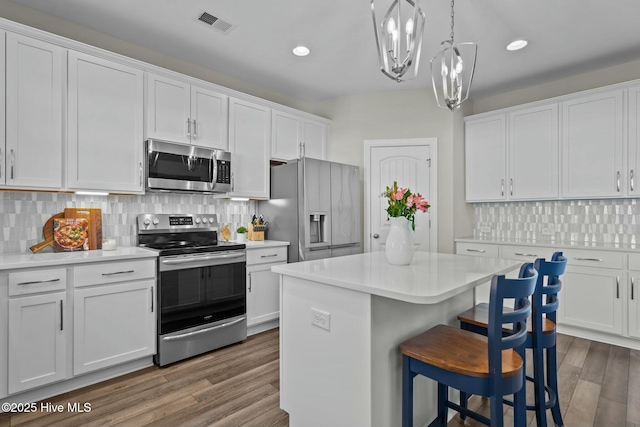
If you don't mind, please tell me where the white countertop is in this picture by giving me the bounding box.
[241,240,290,248]
[456,236,640,253]
[272,251,521,304]
[0,247,158,270]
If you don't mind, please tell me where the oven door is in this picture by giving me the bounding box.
[158,251,246,335]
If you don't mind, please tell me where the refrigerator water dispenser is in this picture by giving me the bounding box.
[309,213,327,244]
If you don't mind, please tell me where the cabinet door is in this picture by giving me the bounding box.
[508,104,559,199]
[8,292,67,394]
[628,86,640,196]
[0,31,4,186]
[191,85,228,150]
[271,109,301,161]
[302,119,327,160]
[146,73,191,144]
[455,242,500,304]
[228,98,271,199]
[67,51,144,193]
[464,114,506,201]
[561,90,624,198]
[247,264,281,326]
[558,266,623,335]
[630,274,640,339]
[74,280,155,375]
[5,32,62,189]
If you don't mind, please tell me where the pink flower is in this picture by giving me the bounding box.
[413,194,430,212]
[395,188,407,201]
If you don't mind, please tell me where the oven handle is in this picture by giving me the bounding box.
[161,317,246,341]
[161,252,245,265]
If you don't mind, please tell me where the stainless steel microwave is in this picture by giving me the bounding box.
[145,139,231,194]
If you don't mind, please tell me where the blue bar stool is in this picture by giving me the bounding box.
[399,263,537,427]
[458,252,567,427]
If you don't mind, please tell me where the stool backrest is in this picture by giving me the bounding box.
[488,263,537,381]
[533,251,567,326]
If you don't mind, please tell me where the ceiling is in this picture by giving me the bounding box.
[8,0,640,103]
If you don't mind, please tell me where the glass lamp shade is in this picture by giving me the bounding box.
[430,41,477,110]
[371,0,426,82]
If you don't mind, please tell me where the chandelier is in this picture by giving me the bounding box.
[430,0,477,110]
[371,0,426,82]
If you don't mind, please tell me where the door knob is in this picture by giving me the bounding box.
[373,233,379,239]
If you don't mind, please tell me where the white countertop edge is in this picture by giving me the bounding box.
[241,240,290,248]
[456,237,640,253]
[0,247,159,270]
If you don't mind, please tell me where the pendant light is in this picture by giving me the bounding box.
[430,0,477,110]
[371,0,426,82]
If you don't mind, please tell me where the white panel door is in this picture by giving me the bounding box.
[302,119,327,160]
[8,292,67,394]
[628,86,640,196]
[366,141,434,253]
[228,98,271,199]
[67,51,144,193]
[247,264,281,326]
[271,109,301,161]
[508,103,559,199]
[561,90,624,198]
[465,114,506,201]
[558,266,623,335]
[73,280,155,375]
[0,31,4,186]
[190,85,228,150]
[146,73,191,144]
[630,274,640,339]
[5,32,62,189]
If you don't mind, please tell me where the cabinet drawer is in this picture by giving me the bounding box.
[74,259,155,287]
[455,242,499,258]
[500,245,556,262]
[561,249,624,270]
[247,246,288,266]
[629,253,640,271]
[9,268,67,296]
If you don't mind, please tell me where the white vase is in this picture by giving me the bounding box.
[237,233,247,242]
[384,217,415,265]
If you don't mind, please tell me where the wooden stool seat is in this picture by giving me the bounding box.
[458,303,556,335]
[400,325,523,379]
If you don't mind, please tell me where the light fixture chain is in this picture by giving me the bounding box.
[450,0,455,43]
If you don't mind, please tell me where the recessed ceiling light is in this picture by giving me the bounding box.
[506,39,528,51]
[292,46,310,57]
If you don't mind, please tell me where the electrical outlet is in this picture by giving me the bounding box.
[541,227,555,236]
[480,226,491,233]
[311,308,331,331]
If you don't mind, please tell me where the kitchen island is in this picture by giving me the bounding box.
[272,251,521,427]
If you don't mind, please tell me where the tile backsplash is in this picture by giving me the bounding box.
[473,199,640,245]
[0,191,256,254]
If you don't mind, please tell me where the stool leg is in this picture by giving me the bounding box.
[547,344,564,427]
[533,344,548,427]
[459,391,469,420]
[489,394,504,427]
[402,355,414,427]
[437,383,448,426]
[514,346,527,427]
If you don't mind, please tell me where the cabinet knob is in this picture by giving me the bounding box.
[373,233,379,239]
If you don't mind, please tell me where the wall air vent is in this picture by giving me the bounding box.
[197,12,236,34]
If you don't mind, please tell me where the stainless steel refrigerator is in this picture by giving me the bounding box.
[258,158,361,262]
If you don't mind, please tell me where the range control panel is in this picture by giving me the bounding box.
[137,214,219,232]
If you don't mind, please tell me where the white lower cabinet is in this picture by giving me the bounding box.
[628,254,640,339]
[246,245,287,333]
[454,242,499,304]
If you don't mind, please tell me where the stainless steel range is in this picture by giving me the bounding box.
[137,213,247,366]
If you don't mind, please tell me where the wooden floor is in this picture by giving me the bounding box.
[1,329,638,427]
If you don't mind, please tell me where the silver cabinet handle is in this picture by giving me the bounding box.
[632,170,635,192]
[139,162,143,187]
[187,118,191,138]
[466,248,486,253]
[373,233,380,239]
[510,178,513,196]
[260,254,278,258]
[17,278,61,286]
[60,299,64,331]
[632,277,635,301]
[574,257,603,262]
[101,270,135,276]
[298,142,302,158]
[248,272,252,292]
[162,317,246,341]
[514,253,538,257]
[10,149,14,180]
[150,287,154,312]
[617,171,621,192]
[616,277,620,299]
[501,179,504,196]
[193,119,197,140]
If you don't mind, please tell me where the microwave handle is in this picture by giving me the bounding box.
[211,152,218,189]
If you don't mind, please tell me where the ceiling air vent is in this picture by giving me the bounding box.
[197,12,235,34]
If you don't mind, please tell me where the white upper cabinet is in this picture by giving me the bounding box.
[561,89,624,198]
[271,109,328,161]
[508,103,559,200]
[5,32,63,189]
[628,85,640,196]
[0,31,5,186]
[465,114,507,201]
[228,97,271,199]
[67,51,144,193]
[146,73,228,150]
